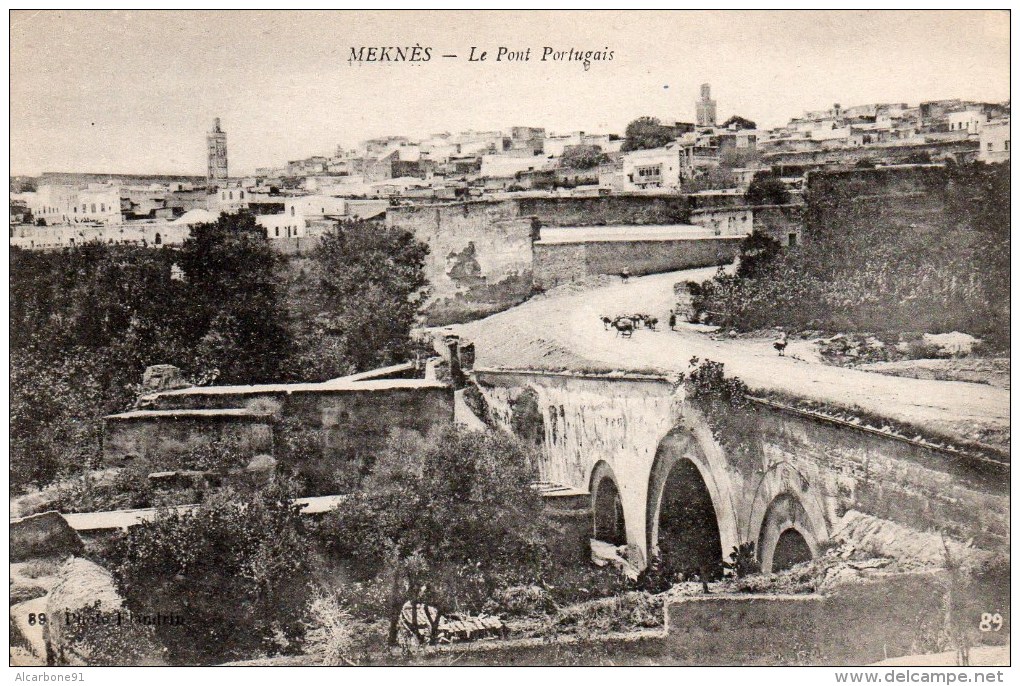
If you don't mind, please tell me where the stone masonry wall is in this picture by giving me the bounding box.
[470,370,1009,569]
[387,201,537,319]
[533,236,742,289]
[664,571,948,665]
[387,196,696,322]
[105,384,455,493]
[516,195,691,227]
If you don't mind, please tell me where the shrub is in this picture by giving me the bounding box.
[114,485,313,664]
[315,426,549,646]
[686,163,1008,343]
[723,542,762,578]
[303,589,363,666]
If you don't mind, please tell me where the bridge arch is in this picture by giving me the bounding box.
[756,492,821,573]
[646,426,739,578]
[589,461,626,546]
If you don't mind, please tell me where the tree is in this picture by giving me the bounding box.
[176,211,291,383]
[290,219,429,378]
[621,116,677,152]
[318,427,548,646]
[9,213,294,490]
[746,172,791,205]
[736,230,784,279]
[560,144,608,170]
[721,115,757,130]
[115,485,312,664]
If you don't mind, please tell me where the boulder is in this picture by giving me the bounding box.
[141,364,191,393]
[44,558,167,666]
[10,512,83,562]
[922,332,980,357]
[245,454,277,474]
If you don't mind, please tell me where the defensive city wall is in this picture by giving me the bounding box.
[532,235,743,289]
[386,195,743,322]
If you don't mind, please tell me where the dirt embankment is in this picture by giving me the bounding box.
[857,358,1010,390]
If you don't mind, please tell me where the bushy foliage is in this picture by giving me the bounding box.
[113,486,312,664]
[735,230,783,280]
[721,115,757,130]
[303,590,363,666]
[723,542,762,578]
[746,171,791,206]
[560,144,609,170]
[686,163,1009,346]
[316,426,548,645]
[621,116,677,152]
[11,213,432,491]
[9,214,290,490]
[284,219,429,379]
[53,600,167,666]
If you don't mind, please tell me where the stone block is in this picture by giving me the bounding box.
[10,512,84,562]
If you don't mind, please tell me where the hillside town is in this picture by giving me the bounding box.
[9,85,1010,254]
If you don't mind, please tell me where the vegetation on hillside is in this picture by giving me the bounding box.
[315,427,549,646]
[685,163,1009,348]
[10,213,430,491]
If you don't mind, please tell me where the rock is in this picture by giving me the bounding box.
[141,364,191,393]
[10,582,49,605]
[45,558,167,666]
[245,454,277,473]
[589,539,640,581]
[922,332,979,357]
[10,512,83,563]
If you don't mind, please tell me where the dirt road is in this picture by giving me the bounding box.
[454,268,1009,449]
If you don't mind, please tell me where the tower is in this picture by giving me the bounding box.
[207,118,228,183]
[696,83,717,128]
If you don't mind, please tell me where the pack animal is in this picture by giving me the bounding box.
[613,317,635,338]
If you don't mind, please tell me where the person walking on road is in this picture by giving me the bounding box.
[774,331,788,356]
[668,310,677,331]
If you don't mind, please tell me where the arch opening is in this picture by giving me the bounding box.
[592,475,626,546]
[655,458,723,580]
[772,528,813,572]
[756,492,820,573]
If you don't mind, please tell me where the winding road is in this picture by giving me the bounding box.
[453,267,1010,451]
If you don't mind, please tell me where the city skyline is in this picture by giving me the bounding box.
[10,10,1010,176]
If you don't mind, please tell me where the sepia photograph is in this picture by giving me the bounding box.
[7,9,1011,674]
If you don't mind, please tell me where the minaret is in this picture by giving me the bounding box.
[207,118,228,184]
[696,83,717,128]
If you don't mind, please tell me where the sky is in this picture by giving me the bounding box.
[9,10,1011,176]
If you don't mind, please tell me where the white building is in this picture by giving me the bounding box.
[26,184,122,225]
[256,194,347,239]
[621,143,694,191]
[947,110,987,135]
[10,221,191,250]
[979,118,1010,163]
[480,155,552,178]
[209,185,249,213]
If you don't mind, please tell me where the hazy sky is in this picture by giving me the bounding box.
[10,10,1010,176]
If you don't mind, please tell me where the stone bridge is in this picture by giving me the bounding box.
[467,367,1008,575]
